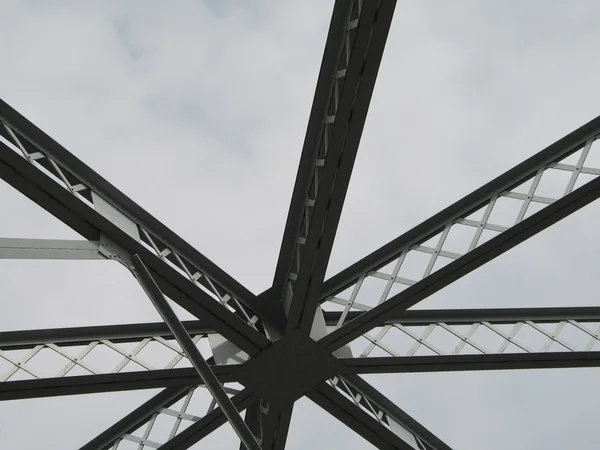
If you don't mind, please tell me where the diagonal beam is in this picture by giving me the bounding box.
[0,366,240,401]
[158,389,255,450]
[308,380,449,450]
[276,0,397,333]
[0,137,269,355]
[0,99,278,347]
[80,386,189,450]
[320,115,600,304]
[339,374,453,450]
[319,117,600,351]
[130,254,263,450]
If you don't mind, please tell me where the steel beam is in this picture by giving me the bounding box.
[339,374,453,450]
[320,115,600,303]
[343,352,600,373]
[308,382,441,450]
[0,366,239,401]
[260,405,294,450]
[286,0,397,334]
[318,119,600,351]
[270,0,354,319]
[0,238,104,260]
[0,137,269,355]
[0,99,281,328]
[158,389,255,450]
[321,176,600,351]
[0,320,215,351]
[130,255,262,450]
[80,386,189,450]
[322,306,600,327]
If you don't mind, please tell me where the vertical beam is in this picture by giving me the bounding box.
[287,0,397,333]
[270,0,354,320]
[129,255,263,450]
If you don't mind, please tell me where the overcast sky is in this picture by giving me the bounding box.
[1,0,600,449]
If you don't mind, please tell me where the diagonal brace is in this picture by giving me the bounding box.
[129,254,262,450]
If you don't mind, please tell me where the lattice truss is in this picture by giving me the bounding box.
[1,0,600,449]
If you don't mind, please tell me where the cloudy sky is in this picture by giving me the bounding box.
[1,0,600,448]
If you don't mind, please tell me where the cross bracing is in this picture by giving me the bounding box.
[1,0,599,448]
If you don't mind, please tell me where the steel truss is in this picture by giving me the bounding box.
[0,0,599,448]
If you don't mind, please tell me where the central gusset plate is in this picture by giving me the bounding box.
[237,329,344,410]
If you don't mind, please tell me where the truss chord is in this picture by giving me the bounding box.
[0,366,241,401]
[0,139,270,355]
[320,127,600,313]
[285,0,398,333]
[320,165,600,352]
[0,105,280,338]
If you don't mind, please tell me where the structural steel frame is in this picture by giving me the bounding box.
[1,0,599,448]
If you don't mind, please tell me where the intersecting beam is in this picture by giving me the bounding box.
[0,366,239,401]
[272,0,397,334]
[0,99,276,351]
[130,254,262,450]
[320,115,600,303]
[340,374,453,450]
[322,177,600,351]
[343,352,600,374]
[308,381,445,450]
[319,116,600,351]
[81,386,189,450]
[158,389,255,450]
[0,141,269,356]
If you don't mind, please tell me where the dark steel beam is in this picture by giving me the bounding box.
[80,387,189,450]
[0,98,282,328]
[308,383,427,450]
[286,0,397,333]
[158,389,255,450]
[260,405,294,450]
[322,306,600,327]
[0,366,240,401]
[342,352,600,374]
[270,0,354,319]
[0,320,214,351]
[340,374,453,450]
[239,402,263,450]
[130,255,262,450]
[320,174,600,351]
[320,114,600,302]
[0,139,269,355]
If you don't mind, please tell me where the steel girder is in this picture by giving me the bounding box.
[271,0,396,334]
[318,115,600,352]
[1,0,599,449]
